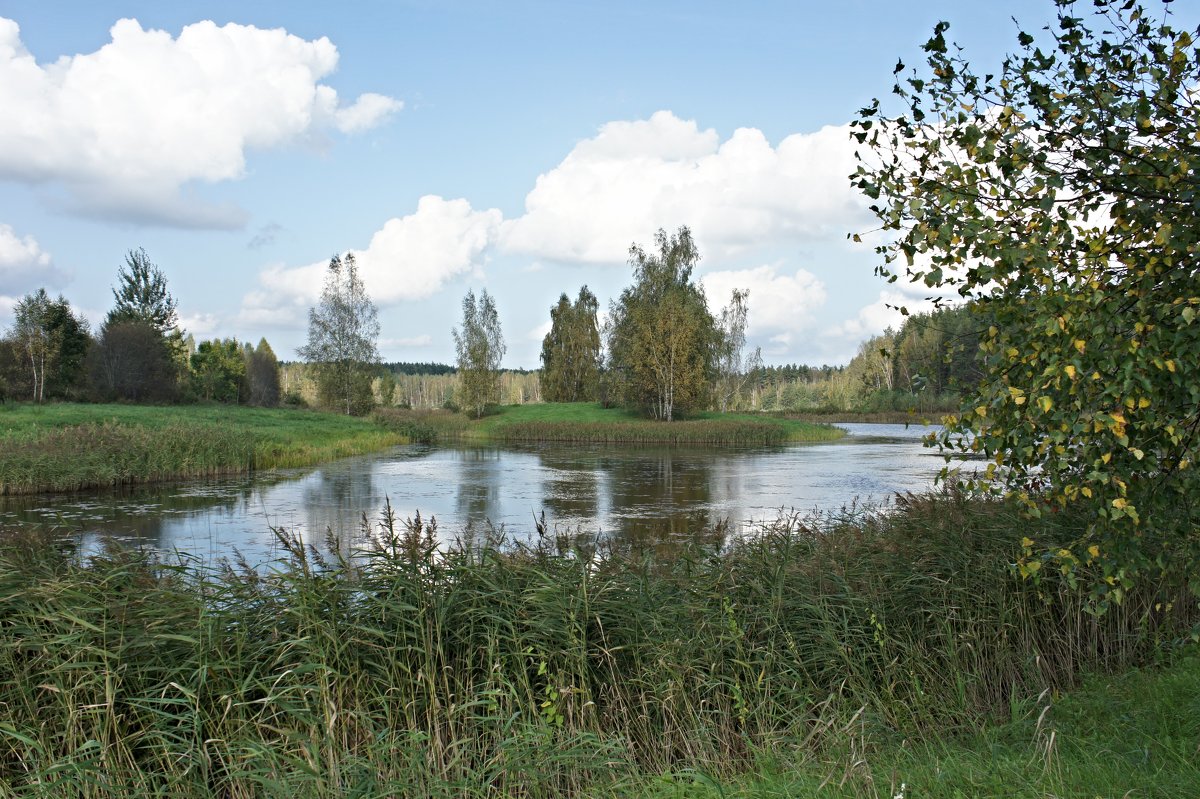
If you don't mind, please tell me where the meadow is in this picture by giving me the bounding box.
[0,489,1193,797]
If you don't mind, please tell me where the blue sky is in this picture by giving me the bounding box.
[1,1,1192,367]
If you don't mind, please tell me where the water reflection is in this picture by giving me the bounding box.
[0,424,957,564]
[599,448,726,554]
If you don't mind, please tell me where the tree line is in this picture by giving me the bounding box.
[2,239,982,421]
[444,226,984,420]
[1,249,281,407]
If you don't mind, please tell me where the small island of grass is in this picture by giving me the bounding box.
[375,402,845,446]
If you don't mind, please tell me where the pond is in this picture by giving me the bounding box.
[0,423,963,564]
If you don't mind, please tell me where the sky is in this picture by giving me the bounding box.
[1,0,1194,368]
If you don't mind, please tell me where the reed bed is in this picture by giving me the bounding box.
[0,489,1193,798]
[0,404,404,495]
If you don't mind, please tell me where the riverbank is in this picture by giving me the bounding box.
[376,402,845,445]
[775,409,947,425]
[0,403,404,495]
[641,649,1200,798]
[1,490,1191,797]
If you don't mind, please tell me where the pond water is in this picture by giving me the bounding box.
[0,423,962,564]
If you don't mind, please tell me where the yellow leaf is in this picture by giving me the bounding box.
[1102,452,1112,464]
[1064,364,1076,379]
[1081,486,1093,498]
[975,405,987,418]
[1074,339,1086,354]
[1138,397,1151,409]
[1166,359,1176,373]
[1112,498,1128,509]
[1021,537,1034,548]
[1088,545,1100,558]
[1037,396,1053,412]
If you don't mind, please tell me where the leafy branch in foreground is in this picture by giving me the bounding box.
[852,0,1200,601]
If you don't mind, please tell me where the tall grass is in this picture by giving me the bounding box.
[0,489,1193,797]
[0,404,404,495]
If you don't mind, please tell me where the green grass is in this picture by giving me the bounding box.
[641,652,1200,798]
[0,489,1193,797]
[0,403,404,495]
[377,402,845,445]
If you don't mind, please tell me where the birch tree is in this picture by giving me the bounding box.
[607,227,718,421]
[298,253,380,415]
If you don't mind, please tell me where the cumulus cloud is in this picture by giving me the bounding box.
[179,312,220,337]
[500,110,869,264]
[240,195,501,327]
[0,17,400,227]
[828,287,945,342]
[526,320,552,342]
[700,264,827,336]
[0,224,68,294]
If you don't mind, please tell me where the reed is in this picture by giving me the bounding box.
[0,488,1192,797]
[0,404,404,495]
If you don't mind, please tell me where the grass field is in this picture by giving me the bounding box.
[377,402,845,445]
[0,403,404,495]
[0,490,1193,797]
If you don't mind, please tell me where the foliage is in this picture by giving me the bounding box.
[381,361,457,376]
[4,290,90,403]
[105,247,179,335]
[540,285,602,402]
[607,227,720,420]
[189,338,247,402]
[86,320,179,403]
[453,288,506,418]
[852,0,1200,594]
[889,305,985,396]
[245,337,281,407]
[0,491,1191,796]
[7,289,53,402]
[298,253,380,416]
[712,288,763,412]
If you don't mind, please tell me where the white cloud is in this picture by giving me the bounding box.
[829,289,940,341]
[500,110,869,264]
[0,224,68,294]
[526,320,552,342]
[379,335,432,349]
[179,312,220,337]
[701,264,827,335]
[240,195,501,326]
[0,17,400,228]
[0,294,15,327]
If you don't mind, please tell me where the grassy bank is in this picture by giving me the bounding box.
[376,402,845,445]
[0,403,404,495]
[643,649,1200,798]
[0,490,1193,797]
